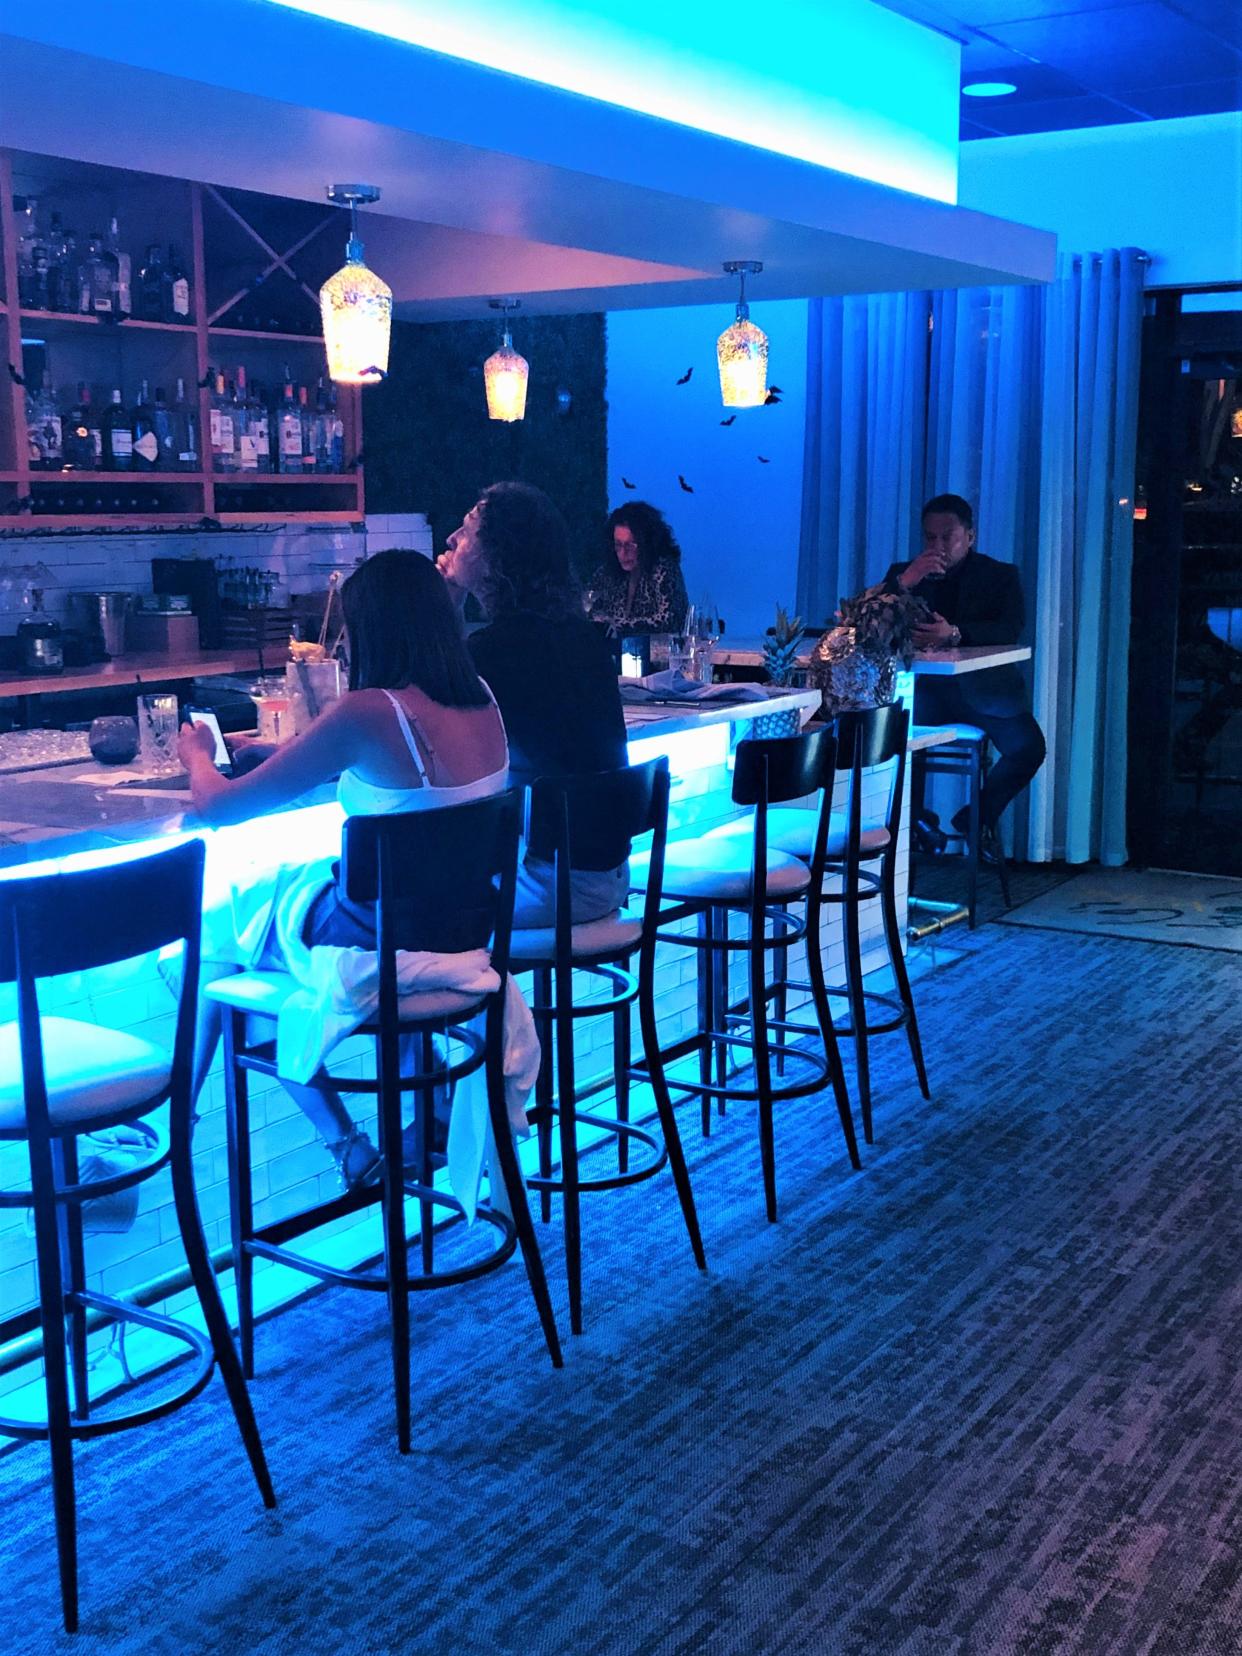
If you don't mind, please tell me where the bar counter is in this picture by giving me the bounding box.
[0,684,915,1414]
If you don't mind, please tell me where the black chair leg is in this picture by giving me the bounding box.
[376,1037,412,1453]
[56,1137,90,1421]
[554,969,585,1336]
[418,1029,437,1278]
[223,1010,256,1379]
[29,1129,79,1633]
[881,864,930,1101]
[613,996,631,1176]
[170,1095,276,1508]
[639,953,707,1271]
[533,968,554,1224]
[696,910,714,1136]
[967,743,982,930]
[842,888,873,1146]
[711,907,730,1099]
[484,1040,563,1368]
[805,904,861,1171]
[773,904,789,1078]
[747,936,778,1222]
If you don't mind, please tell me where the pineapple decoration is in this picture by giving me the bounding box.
[763,604,804,686]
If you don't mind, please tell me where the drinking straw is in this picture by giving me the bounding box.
[317,571,340,652]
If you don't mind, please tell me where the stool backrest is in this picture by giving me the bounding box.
[732,726,836,808]
[527,758,670,962]
[834,703,910,853]
[342,791,521,974]
[0,837,205,1143]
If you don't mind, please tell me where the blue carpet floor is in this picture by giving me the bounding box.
[3,887,1240,1655]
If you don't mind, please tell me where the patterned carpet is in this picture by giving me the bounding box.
[3,880,1240,1656]
[999,866,1242,952]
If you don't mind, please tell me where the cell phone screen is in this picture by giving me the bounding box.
[186,708,230,769]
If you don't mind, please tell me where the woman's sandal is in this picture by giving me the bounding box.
[327,1127,383,1191]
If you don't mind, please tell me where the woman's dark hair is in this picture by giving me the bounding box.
[342,548,489,707]
[921,493,974,531]
[473,481,582,620]
[606,500,682,574]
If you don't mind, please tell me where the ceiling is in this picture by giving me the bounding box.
[882,0,1242,138]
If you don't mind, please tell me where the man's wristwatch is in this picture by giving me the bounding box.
[947,625,962,648]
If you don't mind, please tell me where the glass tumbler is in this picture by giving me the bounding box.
[137,694,180,774]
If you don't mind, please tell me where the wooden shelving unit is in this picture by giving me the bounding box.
[0,150,365,531]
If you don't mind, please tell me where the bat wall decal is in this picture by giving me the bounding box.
[678,475,695,493]
[675,367,693,385]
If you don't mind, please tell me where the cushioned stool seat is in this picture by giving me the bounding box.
[0,1017,171,1132]
[509,907,644,964]
[703,807,890,862]
[631,838,811,902]
[204,969,485,1025]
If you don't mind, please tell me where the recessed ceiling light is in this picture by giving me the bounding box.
[962,81,1018,98]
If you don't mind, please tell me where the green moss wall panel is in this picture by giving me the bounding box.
[364,314,608,577]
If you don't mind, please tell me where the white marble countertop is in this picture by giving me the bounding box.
[712,639,1031,674]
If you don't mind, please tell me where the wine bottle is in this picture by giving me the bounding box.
[132,379,160,470]
[103,387,133,470]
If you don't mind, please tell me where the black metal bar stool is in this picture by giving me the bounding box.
[0,839,275,1633]
[912,725,1012,928]
[206,793,563,1456]
[818,706,930,1144]
[509,757,705,1336]
[629,728,860,1223]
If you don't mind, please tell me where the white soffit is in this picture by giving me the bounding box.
[0,1,1055,316]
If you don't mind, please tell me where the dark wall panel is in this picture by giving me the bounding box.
[364,313,608,577]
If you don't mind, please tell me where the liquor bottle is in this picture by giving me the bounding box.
[250,380,272,472]
[172,376,199,471]
[167,242,191,320]
[132,379,160,470]
[47,216,77,313]
[103,387,133,470]
[80,232,114,316]
[151,386,175,468]
[107,216,130,317]
[278,374,302,474]
[61,382,98,470]
[298,385,317,472]
[235,367,259,471]
[23,208,51,310]
[17,590,64,676]
[326,383,345,471]
[26,373,63,469]
[137,244,168,322]
[210,371,237,472]
[15,196,41,308]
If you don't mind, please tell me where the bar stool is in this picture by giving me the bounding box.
[206,793,563,1456]
[821,706,930,1143]
[704,708,928,1145]
[510,757,705,1335]
[630,728,860,1223]
[912,727,1012,928]
[0,839,275,1633]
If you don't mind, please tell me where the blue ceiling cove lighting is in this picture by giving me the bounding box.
[261,0,961,203]
[962,81,1018,98]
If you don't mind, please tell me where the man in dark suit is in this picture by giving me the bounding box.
[884,493,1045,847]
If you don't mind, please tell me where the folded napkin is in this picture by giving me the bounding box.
[619,669,769,704]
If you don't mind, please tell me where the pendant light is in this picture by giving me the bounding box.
[717,260,768,409]
[320,184,392,386]
[484,299,529,422]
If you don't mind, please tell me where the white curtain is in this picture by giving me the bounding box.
[797,290,930,626]
[798,249,1145,865]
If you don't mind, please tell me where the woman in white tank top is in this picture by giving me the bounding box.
[179,550,509,1187]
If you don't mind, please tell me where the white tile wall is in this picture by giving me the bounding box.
[0,516,432,631]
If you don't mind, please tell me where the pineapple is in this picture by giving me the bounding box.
[763,604,804,686]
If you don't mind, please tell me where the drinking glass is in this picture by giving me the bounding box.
[667,635,694,677]
[137,694,180,774]
[250,678,293,744]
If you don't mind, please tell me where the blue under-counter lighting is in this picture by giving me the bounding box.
[262,0,961,203]
[962,81,1017,98]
